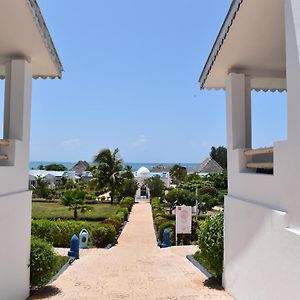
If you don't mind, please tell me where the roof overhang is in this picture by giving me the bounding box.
[0,0,63,79]
[199,0,286,92]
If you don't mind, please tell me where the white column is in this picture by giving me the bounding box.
[3,59,32,175]
[4,59,32,141]
[226,73,251,150]
[285,0,300,143]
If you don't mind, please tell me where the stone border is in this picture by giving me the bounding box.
[186,255,212,278]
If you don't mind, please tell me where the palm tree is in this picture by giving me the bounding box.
[170,164,187,184]
[93,148,123,205]
[61,189,90,220]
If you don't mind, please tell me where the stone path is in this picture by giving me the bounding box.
[30,201,232,300]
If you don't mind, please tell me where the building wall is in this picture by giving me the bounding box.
[0,60,32,299]
[0,191,31,300]
[223,2,300,299]
[224,196,300,300]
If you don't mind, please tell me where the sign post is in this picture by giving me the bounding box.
[175,205,192,245]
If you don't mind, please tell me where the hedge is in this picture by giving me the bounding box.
[30,237,58,287]
[116,207,129,221]
[150,197,161,208]
[120,196,135,211]
[32,220,116,248]
[91,225,116,248]
[197,213,224,278]
[101,218,122,231]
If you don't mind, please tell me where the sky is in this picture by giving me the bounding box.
[2,0,287,163]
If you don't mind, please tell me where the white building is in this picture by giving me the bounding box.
[134,166,171,199]
[29,170,77,189]
[199,1,300,299]
[0,1,62,299]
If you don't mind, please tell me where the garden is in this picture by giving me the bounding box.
[30,148,137,289]
[150,169,226,280]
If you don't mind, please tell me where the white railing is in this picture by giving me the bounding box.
[244,147,274,172]
[0,140,9,161]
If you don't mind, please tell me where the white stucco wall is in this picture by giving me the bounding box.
[0,191,32,300]
[223,1,300,299]
[0,60,32,299]
[224,196,300,300]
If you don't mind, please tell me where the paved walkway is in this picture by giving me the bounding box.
[30,201,232,300]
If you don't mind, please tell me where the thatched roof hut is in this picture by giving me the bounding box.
[194,158,223,174]
[71,160,90,175]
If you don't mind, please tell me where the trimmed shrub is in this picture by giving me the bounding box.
[197,213,224,278]
[158,220,175,245]
[120,196,134,211]
[163,214,176,221]
[30,237,57,287]
[31,220,116,248]
[102,218,122,231]
[111,211,126,223]
[151,197,161,208]
[116,207,129,221]
[91,224,116,248]
[32,220,92,247]
[154,216,168,227]
[152,208,165,218]
[110,213,123,223]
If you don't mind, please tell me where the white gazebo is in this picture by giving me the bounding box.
[200,0,300,299]
[135,167,151,199]
[0,1,62,299]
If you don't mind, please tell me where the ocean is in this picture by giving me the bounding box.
[29,161,199,172]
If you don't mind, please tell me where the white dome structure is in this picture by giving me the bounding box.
[136,166,151,178]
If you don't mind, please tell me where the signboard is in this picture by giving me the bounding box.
[175,205,192,235]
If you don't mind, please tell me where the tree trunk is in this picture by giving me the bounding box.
[74,208,78,220]
[110,187,114,205]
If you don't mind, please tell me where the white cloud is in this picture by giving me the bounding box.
[132,135,147,148]
[61,138,81,148]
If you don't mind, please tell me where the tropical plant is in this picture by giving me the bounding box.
[210,146,227,169]
[44,163,67,171]
[197,213,224,278]
[93,148,123,205]
[117,178,138,199]
[170,164,187,184]
[120,196,135,211]
[164,189,196,213]
[122,165,134,179]
[91,224,116,248]
[33,177,54,199]
[61,189,90,220]
[145,176,165,197]
[30,237,57,287]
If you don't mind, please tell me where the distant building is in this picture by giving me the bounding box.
[29,170,77,189]
[71,160,90,176]
[150,164,171,173]
[81,171,93,183]
[134,166,171,199]
[194,158,223,176]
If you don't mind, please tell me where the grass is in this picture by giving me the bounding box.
[32,201,120,221]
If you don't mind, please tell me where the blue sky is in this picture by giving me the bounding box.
[8,1,287,163]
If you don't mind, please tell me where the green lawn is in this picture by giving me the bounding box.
[32,201,120,221]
